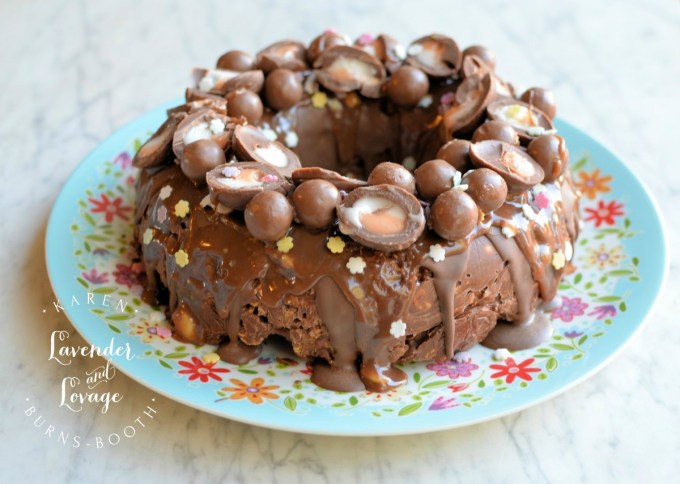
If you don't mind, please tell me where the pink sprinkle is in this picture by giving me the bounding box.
[535,192,551,210]
[221,166,240,178]
[324,27,338,34]
[156,327,172,338]
[440,92,455,105]
[157,205,168,223]
[261,174,279,182]
[357,33,374,46]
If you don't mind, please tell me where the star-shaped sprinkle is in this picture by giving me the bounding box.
[157,205,168,223]
[312,91,328,109]
[221,166,240,178]
[327,236,345,254]
[357,33,374,46]
[174,200,190,217]
[142,228,154,245]
[493,348,511,361]
[390,319,407,338]
[174,249,189,267]
[534,192,551,210]
[428,244,446,262]
[159,185,172,200]
[346,256,366,274]
[276,236,294,253]
[552,250,566,270]
[202,352,220,364]
[501,225,516,239]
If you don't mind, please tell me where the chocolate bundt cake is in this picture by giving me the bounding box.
[132,31,580,392]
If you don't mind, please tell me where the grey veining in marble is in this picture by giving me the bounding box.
[1,0,678,482]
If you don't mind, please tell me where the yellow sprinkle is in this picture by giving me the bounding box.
[202,352,220,364]
[327,236,345,254]
[552,251,566,270]
[276,236,294,253]
[142,228,154,245]
[175,249,189,267]
[174,200,190,217]
[311,91,328,109]
[344,92,361,108]
[351,286,365,300]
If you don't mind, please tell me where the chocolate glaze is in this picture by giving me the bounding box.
[133,32,581,392]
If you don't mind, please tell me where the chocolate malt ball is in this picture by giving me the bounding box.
[429,190,478,241]
[436,139,472,172]
[367,162,417,194]
[463,168,508,212]
[414,159,459,200]
[292,179,341,230]
[520,87,557,119]
[226,89,263,124]
[472,120,519,146]
[216,50,255,71]
[527,134,568,182]
[181,139,227,185]
[244,190,294,241]
[264,69,303,111]
[386,66,430,107]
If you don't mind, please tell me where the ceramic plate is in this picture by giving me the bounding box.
[45,100,667,436]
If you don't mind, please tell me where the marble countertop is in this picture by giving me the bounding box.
[1,0,678,481]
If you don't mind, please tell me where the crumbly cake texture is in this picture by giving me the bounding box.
[132,31,580,392]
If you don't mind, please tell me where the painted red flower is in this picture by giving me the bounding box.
[113,263,141,288]
[584,200,624,227]
[490,357,541,384]
[447,383,469,393]
[178,356,230,383]
[88,193,132,223]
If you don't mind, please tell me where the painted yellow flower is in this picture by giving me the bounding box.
[221,378,279,404]
[576,169,612,200]
[582,244,625,270]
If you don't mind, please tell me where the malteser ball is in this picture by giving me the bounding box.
[386,66,430,107]
[527,134,568,182]
[216,50,255,71]
[429,190,479,241]
[292,179,340,229]
[414,159,459,200]
[472,121,519,146]
[367,162,417,194]
[462,45,496,70]
[181,139,227,185]
[436,139,472,172]
[226,89,263,124]
[520,87,557,119]
[244,191,294,241]
[265,69,303,111]
[463,168,508,212]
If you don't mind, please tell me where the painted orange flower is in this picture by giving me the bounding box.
[576,169,612,200]
[221,377,279,404]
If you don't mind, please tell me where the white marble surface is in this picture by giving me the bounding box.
[1,0,678,481]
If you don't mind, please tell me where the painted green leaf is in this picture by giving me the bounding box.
[76,277,89,288]
[372,411,381,417]
[608,270,632,277]
[398,402,422,416]
[159,359,172,369]
[596,295,622,303]
[632,257,639,266]
[578,335,588,346]
[133,138,143,153]
[619,301,627,312]
[546,357,558,372]
[294,393,304,400]
[238,369,257,374]
[284,396,297,411]
[106,314,133,321]
[164,353,188,359]
[550,343,573,351]
[584,281,594,289]
[93,286,117,294]
[107,324,121,334]
[349,396,359,406]
[83,212,96,226]
[537,348,551,353]
[216,391,226,397]
[463,402,472,408]
[572,353,584,361]
[537,373,548,380]
[86,234,108,242]
[266,370,275,377]
[572,156,588,171]
[496,387,508,392]
[478,380,485,388]
[91,308,104,315]
[307,398,317,404]
[423,380,452,389]
[573,273,582,284]
[413,372,421,383]
[331,403,345,407]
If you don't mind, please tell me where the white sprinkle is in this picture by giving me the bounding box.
[284,131,299,148]
[502,225,516,239]
[159,185,172,200]
[534,210,550,226]
[493,348,511,361]
[402,156,417,171]
[453,351,470,363]
[552,251,566,270]
[452,171,468,191]
[417,94,433,108]
[522,204,537,221]
[390,319,407,338]
[346,256,367,274]
[564,240,574,261]
[262,128,278,141]
[511,212,529,231]
[157,205,168,223]
[199,195,214,209]
[142,228,154,245]
[428,244,446,263]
